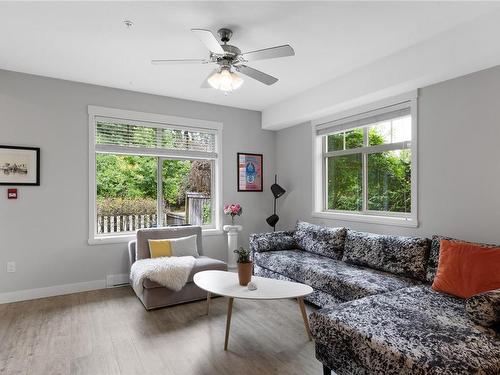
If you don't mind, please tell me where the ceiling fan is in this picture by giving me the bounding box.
[152,28,295,92]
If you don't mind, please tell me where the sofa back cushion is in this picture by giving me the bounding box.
[343,230,430,281]
[427,235,499,283]
[342,230,384,267]
[249,231,297,253]
[293,221,346,260]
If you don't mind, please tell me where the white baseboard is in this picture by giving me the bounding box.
[0,279,107,304]
[0,273,131,305]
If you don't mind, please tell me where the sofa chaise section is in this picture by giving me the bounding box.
[310,285,500,375]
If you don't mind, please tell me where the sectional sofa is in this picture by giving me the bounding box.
[249,221,500,375]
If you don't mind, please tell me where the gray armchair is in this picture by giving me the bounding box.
[128,226,227,310]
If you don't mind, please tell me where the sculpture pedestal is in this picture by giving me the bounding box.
[223,225,242,269]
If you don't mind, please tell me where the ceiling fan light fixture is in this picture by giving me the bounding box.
[207,68,244,92]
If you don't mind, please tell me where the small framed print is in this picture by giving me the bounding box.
[237,153,263,192]
[0,146,40,186]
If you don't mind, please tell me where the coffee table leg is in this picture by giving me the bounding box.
[297,297,312,341]
[224,297,234,351]
[206,292,211,315]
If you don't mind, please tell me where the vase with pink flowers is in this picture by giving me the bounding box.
[224,203,242,225]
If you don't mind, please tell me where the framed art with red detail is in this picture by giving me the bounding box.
[237,153,263,192]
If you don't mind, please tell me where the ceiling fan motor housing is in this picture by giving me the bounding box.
[217,28,233,43]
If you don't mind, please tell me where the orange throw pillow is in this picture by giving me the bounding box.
[432,239,500,299]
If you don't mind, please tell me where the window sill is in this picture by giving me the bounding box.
[311,211,418,228]
[88,228,224,245]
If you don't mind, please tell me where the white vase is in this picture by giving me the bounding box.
[223,225,242,269]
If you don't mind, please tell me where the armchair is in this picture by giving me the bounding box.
[128,226,227,310]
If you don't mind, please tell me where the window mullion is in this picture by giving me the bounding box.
[157,157,163,227]
[323,137,328,211]
[323,141,409,158]
[362,153,368,213]
[324,156,328,211]
[362,128,368,212]
[211,160,216,226]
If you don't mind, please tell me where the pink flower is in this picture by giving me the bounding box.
[223,203,242,217]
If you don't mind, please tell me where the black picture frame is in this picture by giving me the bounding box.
[237,152,263,192]
[0,145,40,186]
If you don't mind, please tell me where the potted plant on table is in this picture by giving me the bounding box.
[234,247,252,286]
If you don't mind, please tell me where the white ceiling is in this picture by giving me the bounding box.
[1,2,499,113]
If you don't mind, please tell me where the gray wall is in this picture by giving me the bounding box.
[276,65,500,245]
[0,69,276,293]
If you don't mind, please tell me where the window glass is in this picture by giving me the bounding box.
[96,121,216,153]
[327,127,364,152]
[345,128,364,149]
[369,116,411,146]
[162,159,212,226]
[96,154,158,234]
[327,154,362,211]
[367,150,411,213]
[327,133,344,151]
[96,122,157,148]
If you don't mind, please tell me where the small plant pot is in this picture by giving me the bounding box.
[237,261,253,286]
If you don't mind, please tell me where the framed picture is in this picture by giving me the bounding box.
[0,146,40,186]
[237,152,263,192]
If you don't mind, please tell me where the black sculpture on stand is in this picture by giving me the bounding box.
[266,174,286,231]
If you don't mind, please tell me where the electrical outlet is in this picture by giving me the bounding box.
[7,261,16,273]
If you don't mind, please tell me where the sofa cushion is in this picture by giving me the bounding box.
[343,230,429,281]
[142,256,226,289]
[427,235,500,283]
[293,221,346,260]
[466,288,500,327]
[254,250,417,301]
[432,239,500,298]
[342,229,385,265]
[249,231,297,253]
[254,264,344,308]
[310,285,500,375]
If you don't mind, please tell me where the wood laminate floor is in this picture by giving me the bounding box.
[0,286,322,375]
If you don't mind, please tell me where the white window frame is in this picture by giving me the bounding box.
[88,105,223,245]
[312,91,418,227]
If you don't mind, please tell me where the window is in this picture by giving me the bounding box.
[313,94,417,226]
[88,106,222,243]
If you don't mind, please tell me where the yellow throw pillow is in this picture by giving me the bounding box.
[148,239,173,258]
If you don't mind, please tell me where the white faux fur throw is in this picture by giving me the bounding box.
[130,256,196,296]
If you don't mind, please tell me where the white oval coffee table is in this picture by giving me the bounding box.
[193,270,313,350]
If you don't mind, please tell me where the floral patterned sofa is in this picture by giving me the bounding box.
[249,221,500,375]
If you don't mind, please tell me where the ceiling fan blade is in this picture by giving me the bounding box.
[201,69,218,88]
[151,58,209,65]
[191,29,225,55]
[241,45,295,62]
[237,65,278,85]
